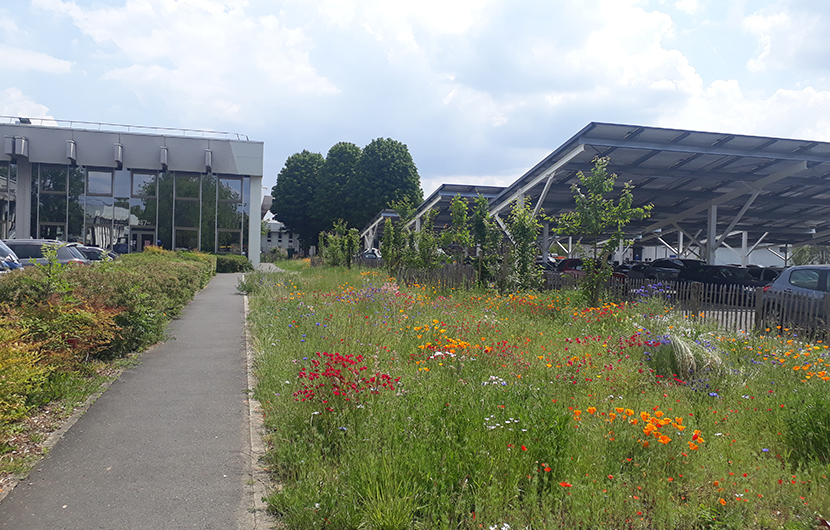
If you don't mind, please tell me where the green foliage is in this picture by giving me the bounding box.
[380,200,418,273]
[414,208,442,269]
[271,150,326,250]
[791,245,830,265]
[248,267,830,529]
[552,157,652,305]
[470,194,503,287]
[440,194,472,262]
[783,386,830,467]
[351,138,423,230]
[504,199,542,292]
[316,142,361,228]
[0,326,51,424]
[319,219,360,268]
[214,253,253,273]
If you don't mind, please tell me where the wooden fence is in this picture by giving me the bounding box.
[342,260,830,341]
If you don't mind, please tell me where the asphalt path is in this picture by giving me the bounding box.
[0,273,265,530]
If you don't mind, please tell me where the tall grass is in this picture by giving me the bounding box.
[247,266,830,530]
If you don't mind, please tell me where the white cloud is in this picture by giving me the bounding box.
[744,1,830,72]
[674,0,700,15]
[660,80,830,141]
[0,45,72,73]
[33,0,338,123]
[0,88,54,119]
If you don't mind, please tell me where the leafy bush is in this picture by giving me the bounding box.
[214,253,253,273]
[0,325,52,424]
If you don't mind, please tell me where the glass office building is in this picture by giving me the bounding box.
[1,119,263,265]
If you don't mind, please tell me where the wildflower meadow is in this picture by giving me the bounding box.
[243,264,829,530]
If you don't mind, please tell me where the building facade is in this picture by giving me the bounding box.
[1,118,263,266]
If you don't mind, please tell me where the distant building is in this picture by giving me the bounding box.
[261,210,301,257]
[1,117,263,266]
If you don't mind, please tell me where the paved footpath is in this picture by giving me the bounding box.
[0,273,269,530]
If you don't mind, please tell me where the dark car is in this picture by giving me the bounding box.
[0,240,22,272]
[3,239,90,267]
[677,265,768,305]
[761,265,830,331]
[555,258,627,283]
[72,244,117,262]
[746,266,782,283]
[639,258,705,281]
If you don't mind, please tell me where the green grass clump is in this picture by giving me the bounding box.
[247,266,830,530]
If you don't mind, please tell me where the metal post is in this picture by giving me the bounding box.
[741,231,748,267]
[542,222,549,263]
[678,231,684,258]
[707,204,717,265]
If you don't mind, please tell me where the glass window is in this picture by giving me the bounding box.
[114,170,131,198]
[175,174,200,199]
[216,202,242,230]
[200,175,217,253]
[130,197,156,227]
[790,269,820,290]
[40,223,66,240]
[218,177,242,202]
[217,230,241,253]
[88,170,113,195]
[39,194,67,223]
[175,229,199,250]
[84,196,115,225]
[40,166,67,192]
[133,172,157,197]
[156,172,173,250]
[86,225,113,248]
[175,198,200,228]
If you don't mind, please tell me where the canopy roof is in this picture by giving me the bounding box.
[489,122,830,250]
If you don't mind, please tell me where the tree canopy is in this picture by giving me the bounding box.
[350,138,423,230]
[270,138,422,250]
[270,150,325,250]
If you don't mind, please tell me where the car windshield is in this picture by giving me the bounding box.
[0,241,16,261]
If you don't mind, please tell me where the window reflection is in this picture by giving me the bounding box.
[40,166,67,192]
[88,170,113,195]
[40,194,67,223]
[175,229,199,250]
[175,198,200,228]
[218,178,242,202]
[114,170,131,198]
[84,196,115,225]
[175,174,200,199]
[133,172,156,197]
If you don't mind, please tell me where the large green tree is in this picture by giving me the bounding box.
[315,142,361,228]
[270,150,325,250]
[350,138,423,230]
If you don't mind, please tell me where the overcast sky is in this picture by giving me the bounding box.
[3,0,830,196]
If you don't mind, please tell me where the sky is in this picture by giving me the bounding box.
[3,0,830,197]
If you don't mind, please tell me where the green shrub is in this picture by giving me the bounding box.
[214,253,254,273]
[0,324,52,424]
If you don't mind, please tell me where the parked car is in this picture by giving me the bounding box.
[0,240,22,272]
[3,239,90,267]
[71,244,117,262]
[637,258,705,281]
[677,265,768,305]
[746,266,783,283]
[761,265,830,330]
[555,258,627,283]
